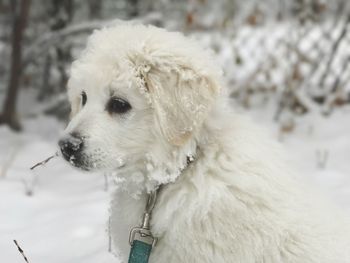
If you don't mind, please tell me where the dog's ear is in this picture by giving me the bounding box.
[67,82,82,119]
[67,94,80,120]
[131,54,221,146]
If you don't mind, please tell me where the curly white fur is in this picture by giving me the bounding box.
[63,23,350,262]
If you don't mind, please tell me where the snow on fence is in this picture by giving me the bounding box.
[194,16,350,119]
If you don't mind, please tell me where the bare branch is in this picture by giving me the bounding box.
[22,19,127,67]
[13,240,29,263]
[319,15,350,90]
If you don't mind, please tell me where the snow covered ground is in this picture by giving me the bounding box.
[0,117,116,263]
[1,1,350,262]
[247,104,350,210]
[1,105,350,263]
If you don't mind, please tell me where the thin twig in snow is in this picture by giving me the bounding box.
[108,216,112,253]
[316,149,329,169]
[0,143,22,178]
[13,240,29,263]
[22,171,38,196]
[30,152,59,170]
[104,173,109,192]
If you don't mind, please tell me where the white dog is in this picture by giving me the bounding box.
[59,23,350,262]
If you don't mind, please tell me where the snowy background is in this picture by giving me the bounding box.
[1,0,350,262]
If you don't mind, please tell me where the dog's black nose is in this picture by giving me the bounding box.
[58,133,84,161]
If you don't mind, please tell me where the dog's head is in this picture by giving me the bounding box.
[59,24,222,187]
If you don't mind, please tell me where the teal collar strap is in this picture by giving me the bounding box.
[128,240,153,263]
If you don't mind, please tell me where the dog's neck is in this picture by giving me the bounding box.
[112,103,222,199]
[113,140,199,199]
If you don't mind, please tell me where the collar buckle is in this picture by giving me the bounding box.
[129,225,157,248]
[129,191,159,249]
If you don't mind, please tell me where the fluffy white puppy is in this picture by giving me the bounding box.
[59,23,350,262]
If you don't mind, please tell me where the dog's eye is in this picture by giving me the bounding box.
[81,91,87,106]
[106,98,131,114]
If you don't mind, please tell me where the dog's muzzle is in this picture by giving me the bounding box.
[58,133,84,164]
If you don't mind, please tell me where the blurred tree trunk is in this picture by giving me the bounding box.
[51,0,73,94]
[128,0,139,18]
[38,0,73,101]
[0,0,31,131]
[38,51,52,101]
[88,0,102,19]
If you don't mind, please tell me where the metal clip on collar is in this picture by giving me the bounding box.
[129,190,158,248]
[128,156,195,263]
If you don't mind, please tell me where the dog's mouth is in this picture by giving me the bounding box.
[61,151,92,171]
[58,135,128,172]
[61,150,127,172]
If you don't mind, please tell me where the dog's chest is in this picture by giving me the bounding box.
[110,190,148,261]
[109,186,187,262]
